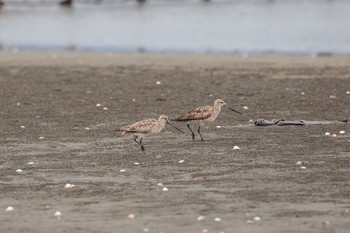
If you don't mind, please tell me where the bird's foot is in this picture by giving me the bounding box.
[191,133,195,141]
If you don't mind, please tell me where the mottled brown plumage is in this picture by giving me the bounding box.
[175,106,213,121]
[119,118,160,134]
[117,115,184,151]
[174,99,241,141]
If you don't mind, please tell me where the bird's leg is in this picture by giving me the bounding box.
[133,136,145,151]
[197,125,204,141]
[133,136,141,146]
[140,138,145,151]
[187,123,195,141]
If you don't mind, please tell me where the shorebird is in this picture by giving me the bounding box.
[174,99,241,141]
[116,115,184,151]
[59,0,73,6]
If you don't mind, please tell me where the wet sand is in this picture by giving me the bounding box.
[0,52,349,233]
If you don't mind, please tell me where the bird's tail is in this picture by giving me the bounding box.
[170,116,183,121]
[115,128,120,132]
[171,117,187,121]
[115,127,126,135]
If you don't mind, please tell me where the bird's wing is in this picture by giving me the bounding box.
[175,106,213,121]
[118,118,157,133]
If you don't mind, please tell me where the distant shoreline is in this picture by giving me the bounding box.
[1,1,349,55]
[0,47,343,57]
[1,51,349,68]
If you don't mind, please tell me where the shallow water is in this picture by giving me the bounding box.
[0,0,350,53]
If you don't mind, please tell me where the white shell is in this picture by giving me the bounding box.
[329,95,337,99]
[233,146,241,150]
[134,162,140,165]
[103,107,108,110]
[85,127,90,130]
[331,134,337,137]
[346,91,350,95]
[324,132,331,136]
[339,131,345,134]
[127,213,135,219]
[64,183,74,189]
[54,211,62,217]
[27,162,34,165]
[120,169,126,172]
[301,92,305,95]
[143,228,149,232]
[300,166,307,169]
[322,220,330,226]
[254,216,261,221]
[162,187,168,191]
[243,106,248,110]
[157,183,163,186]
[132,99,136,102]
[5,206,14,212]
[178,160,185,164]
[156,81,161,85]
[296,161,303,166]
[96,103,101,107]
[216,125,222,128]
[39,137,45,140]
[197,215,206,221]
[246,219,254,224]
[20,126,26,129]
[16,169,23,173]
[214,217,222,222]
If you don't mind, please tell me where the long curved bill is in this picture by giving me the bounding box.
[226,106,242,114]
[167,122,185,134]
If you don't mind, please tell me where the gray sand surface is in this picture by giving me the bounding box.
[0,52,349,233]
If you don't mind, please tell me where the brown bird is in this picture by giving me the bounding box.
[59,0,73,7]
[174,99,241,141]
[116,115,184,151]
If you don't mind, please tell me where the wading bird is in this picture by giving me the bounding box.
[116,115,184,151]
[174,99,241,141]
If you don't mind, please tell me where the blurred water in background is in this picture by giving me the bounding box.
[0,0,349,54]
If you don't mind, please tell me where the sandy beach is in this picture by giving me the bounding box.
[0,52,349,233]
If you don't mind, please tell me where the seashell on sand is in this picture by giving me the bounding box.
[5,206,14,212]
